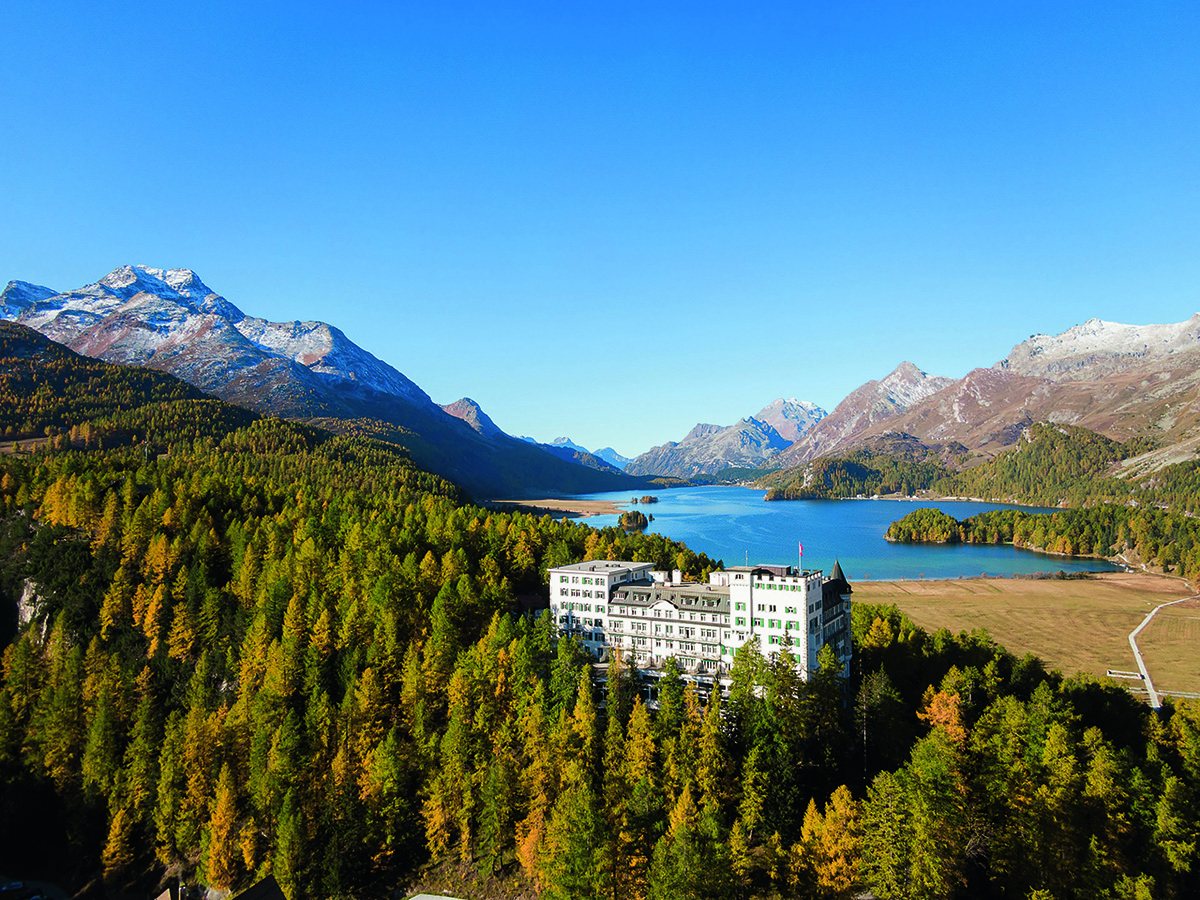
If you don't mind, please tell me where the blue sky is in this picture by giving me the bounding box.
[3,2,1199,457]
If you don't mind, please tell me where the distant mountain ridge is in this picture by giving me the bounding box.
[448,402,622,473]
[778,362,955,466]
[624,399,826,478]
[769,315,1200,474]
[755,398,826,442]
[0,266,638,499]
[517,435,634,471]
[10,268,1198,493]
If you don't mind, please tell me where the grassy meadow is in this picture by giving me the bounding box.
[852,572,1200,695]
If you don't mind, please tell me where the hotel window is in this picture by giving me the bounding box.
[736,617,746,626]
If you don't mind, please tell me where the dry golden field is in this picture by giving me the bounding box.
[852,572,1200,696]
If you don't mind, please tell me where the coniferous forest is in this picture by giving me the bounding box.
[0,324,1198,900]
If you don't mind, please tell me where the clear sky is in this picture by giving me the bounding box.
[3,2,1199,457]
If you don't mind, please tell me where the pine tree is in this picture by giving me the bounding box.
[517,684,556,883]
[539,779,608,900]
[81,691,121,797]
[860,770,913,899]
[274,789,306,900]
[793,785,862,899]
[102,802,136,887]
[204,763,242,890]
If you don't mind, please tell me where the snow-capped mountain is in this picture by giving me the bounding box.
[548,436,591,454]
[0,266,637,499]
[0,281,59,318]
[518,436,633,471]
[592,446,633,470]
[754,398,826,442]
[997,314,1200,380]
[3,265,432,410]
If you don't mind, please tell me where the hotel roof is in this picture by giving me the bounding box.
[551,560,654,574]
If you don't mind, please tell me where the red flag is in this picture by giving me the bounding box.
[798,541,803,556]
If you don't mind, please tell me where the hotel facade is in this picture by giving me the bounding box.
[547,559,852,678]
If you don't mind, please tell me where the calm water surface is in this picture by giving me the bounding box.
[572,486,1119,581]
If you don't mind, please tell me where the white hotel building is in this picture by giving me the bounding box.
[547,559,852,678]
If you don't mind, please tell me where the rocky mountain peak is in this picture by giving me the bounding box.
[441,397,504,438]
[755,397,826,442]
[997,313,1200,381]
[0,281,58,316]
[776,362,953,466]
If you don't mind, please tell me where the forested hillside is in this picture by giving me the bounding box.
[762,422,1200,516]
[760,448,951,501]
[934,424,1156,508]
[0,331,1197,900]
[0,321,209,442]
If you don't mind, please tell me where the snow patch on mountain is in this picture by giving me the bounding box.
[0,281,59,317]
[0,264,434,409]
[998,314,1200,380]
[755,398,826,442]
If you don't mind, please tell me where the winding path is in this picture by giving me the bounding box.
[1127,591,1198,709]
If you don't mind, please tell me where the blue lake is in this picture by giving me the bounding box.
[572,485,1119,582]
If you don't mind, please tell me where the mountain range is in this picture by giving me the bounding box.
[0,266,639,500]
[618,400,826,479]
[5,264,1198,494]
[782,316,1200,474]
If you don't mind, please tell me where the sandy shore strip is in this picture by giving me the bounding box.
[490,497,628,517]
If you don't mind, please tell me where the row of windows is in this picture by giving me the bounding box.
[557,575,608,585]
[613,606,726,623]
[562,588,604,599]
